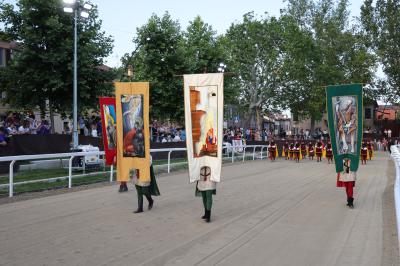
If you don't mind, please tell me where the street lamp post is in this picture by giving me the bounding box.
[217,62,227,73]
[63,0,92,149]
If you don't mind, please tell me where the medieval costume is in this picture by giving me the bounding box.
[268,140,277,161]
[288,143,294,160]
[315,141,323,162]
[133,157,160,213]
[308,142,315,160]
[337,159,356,208]
[367,141,373,160]
[196,166,216,223]
[361,143,368,165]
[300,142,307,159]
[283,142,289,160]
[326,142,333,164]
[293,142,301,163]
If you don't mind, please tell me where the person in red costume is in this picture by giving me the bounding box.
[326,142,333,164]
[337,159,356,208]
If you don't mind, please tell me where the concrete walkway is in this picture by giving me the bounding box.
[0,152,397,266]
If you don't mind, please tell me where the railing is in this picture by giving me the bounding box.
[390,145,400,249]
[0,144,270,198]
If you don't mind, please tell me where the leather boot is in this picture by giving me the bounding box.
[145,195,154,210]
[346,197,350,206]
[134,197,143,213]
[205,210,211,223]
[201,209,207,219]
[348,197,354,209]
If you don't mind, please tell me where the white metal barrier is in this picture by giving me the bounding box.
[390,145,400,249]
[0,144,271,197]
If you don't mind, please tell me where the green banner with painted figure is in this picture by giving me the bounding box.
[326,84,363,173]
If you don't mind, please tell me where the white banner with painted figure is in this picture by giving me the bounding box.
[184,73,224,183]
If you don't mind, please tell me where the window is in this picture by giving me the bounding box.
[1,91,6,99]
[365,108,371,119]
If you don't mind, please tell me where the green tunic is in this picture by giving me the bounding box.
[136,165,160,196]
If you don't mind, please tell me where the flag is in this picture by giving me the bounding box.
[326,84,363,173]
[184,73,224,183]
[115,82,151,182]
[99,97,117,166]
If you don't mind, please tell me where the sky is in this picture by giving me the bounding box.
[3,0,366,67]
[93,0,365,67]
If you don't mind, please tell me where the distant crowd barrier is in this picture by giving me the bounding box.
[390,145,400,250]
[0,144,270,198]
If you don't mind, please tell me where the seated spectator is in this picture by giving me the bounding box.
[161,135,167,143]
[0,127,7,146]
[37,120,51,135]
[91,123,98,137]
[173,134,181,142]
[18,120,30,134]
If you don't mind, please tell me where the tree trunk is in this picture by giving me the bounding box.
[248,106,262,130]
[310,115,315,132]
[48,101,55,134]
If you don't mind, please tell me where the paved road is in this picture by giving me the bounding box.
[0,152,397,266]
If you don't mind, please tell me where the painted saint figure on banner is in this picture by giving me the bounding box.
[121,94,145,158]
[190,86,218,158]
[332,96,358,154]
[103,104,117,149]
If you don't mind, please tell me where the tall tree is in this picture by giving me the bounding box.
[361,0,400,96]
[0,0,114,127]
[124,12,187,122]
[280,0,376,129]
[225,12,283,130]
[183,16,224,73]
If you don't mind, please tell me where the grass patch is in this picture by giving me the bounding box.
[0,173,109,197]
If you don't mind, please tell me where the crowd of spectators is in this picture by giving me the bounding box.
[222,127,330,144]
[0,112,51,137]
[150,121,185,143]
[72,115,102,138]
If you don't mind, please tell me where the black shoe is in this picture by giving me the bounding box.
[133,208,143,213]
[123,183,128,192]
[346,198,350,206]
[201,211,206,219]
[148,199,154,210]
[205,210,211,223]
[134,197,144,213]
[348,197,354,208]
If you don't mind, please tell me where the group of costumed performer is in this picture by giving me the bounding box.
[361,140,374,165]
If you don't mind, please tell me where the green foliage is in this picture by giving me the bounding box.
[361,0,400,97]
[122,13,229,122]
[280,0,376,125]
[224,12,283,128]
[0,0,114,116]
